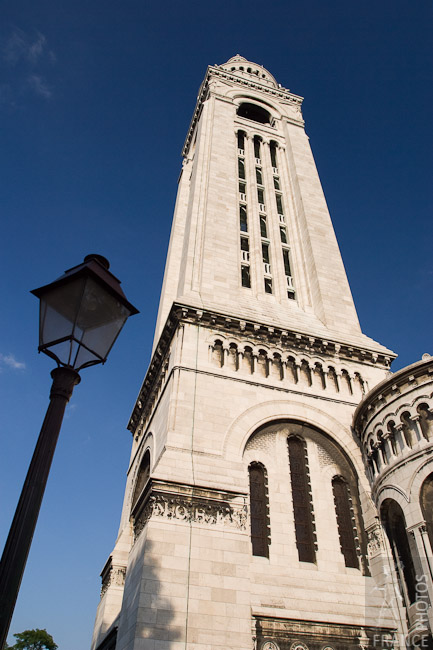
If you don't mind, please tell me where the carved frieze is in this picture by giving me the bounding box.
[133,482,248,541]
[253,616,396,650]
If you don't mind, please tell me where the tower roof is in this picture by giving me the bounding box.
[220,54,279,88]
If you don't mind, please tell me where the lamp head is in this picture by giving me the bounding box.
[31,255,139,371]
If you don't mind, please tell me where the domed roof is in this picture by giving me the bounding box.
[220,54,278,88]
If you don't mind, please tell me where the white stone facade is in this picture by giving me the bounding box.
[91,56,432,650]
[353,355,433,649]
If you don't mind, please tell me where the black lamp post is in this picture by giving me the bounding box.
[0,255,138,649]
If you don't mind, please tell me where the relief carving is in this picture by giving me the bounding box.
[134,491,247,541]
[100,564,126,598]
[366,521,385,558]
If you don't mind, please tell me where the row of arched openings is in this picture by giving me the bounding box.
[248,435,360,568]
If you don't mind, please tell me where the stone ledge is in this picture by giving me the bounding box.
[128,303,395,434]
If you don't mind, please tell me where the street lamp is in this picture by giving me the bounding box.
[0,255,138,649]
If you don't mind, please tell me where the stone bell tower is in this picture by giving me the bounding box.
[91,56,403,650]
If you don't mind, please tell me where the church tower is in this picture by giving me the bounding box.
[91,56,410,650]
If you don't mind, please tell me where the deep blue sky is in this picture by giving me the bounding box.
[0,2,432,648]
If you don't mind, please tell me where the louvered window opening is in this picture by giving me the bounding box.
[249,463,270,557]
[288,437,316,562]
[332,477,359,568]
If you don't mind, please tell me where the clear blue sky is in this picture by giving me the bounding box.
[0,1,432,648]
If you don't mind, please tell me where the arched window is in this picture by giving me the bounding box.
[240,205,248,232]
[227,342,238,370]
[288,436,316,562]
[131,450,151,512]
[253,136,261,161]
[417,403,433,441]
[421,473,433,553]
[242,346,253,374]
[211,339,224,367]
[238,158,245,180]
[332,476,359,568]
[237,131,245,152]
[237,102,271,125]
[270,141,278,169]
[381,499,417,605]
[257,349,268,377]
[249,462,270,557]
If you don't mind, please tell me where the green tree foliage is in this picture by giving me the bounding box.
[10,629,57,650]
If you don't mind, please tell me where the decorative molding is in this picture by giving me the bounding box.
[129,302,394,435]
[133,480,247,541]
[353,356,433,438]
[253,616,396,650]
[182,64,304,156]
[100,557,126,598]
[353,356,433,488]
[262,643,279,650]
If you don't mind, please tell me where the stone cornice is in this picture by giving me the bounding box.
[128,303,396,435]
[182,64,304,157]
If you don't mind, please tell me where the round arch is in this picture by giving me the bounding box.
[409,456,433,505]
[222,398,365,478]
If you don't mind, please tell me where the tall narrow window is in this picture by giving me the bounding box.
[283,249,295,299]
[249,463,270,557]
[381,499,417,605]
[270,142,278,169]
[273,176,281,190]
[240,205,248,232]
[276,194,284,215]
[332,477,359,568]
[131,450,151,512]
[241,265,251,288]
[262,243,271,293]
[240,236,250,261]
[288,436,316,562]
[280,226,288,244]
[238,158,245,180]
[262,242,270,265]
[254,136,261,161]
[282,249,292,275]
[237,131,245,152]
[257,187,265,205]
[240,236,249,253]
[256,167,263,185]
[421,473,433,554]
[260,215,268,238]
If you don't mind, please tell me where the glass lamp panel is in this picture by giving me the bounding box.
[38,277,87,350]
[38,275,131,368]
[74,277,126,330]
[71,277,131,367]
[75,314,129,368]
